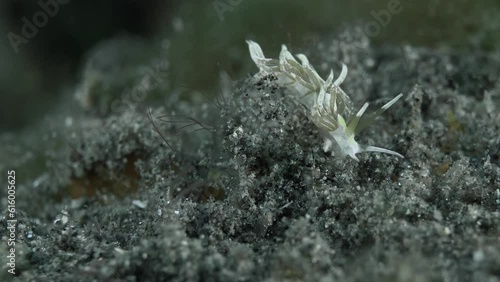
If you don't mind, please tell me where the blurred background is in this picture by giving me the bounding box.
[1,0,499,133]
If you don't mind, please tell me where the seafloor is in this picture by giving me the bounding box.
[1,26,500,281]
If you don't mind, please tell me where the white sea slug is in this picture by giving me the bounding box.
[246,40,403,161]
